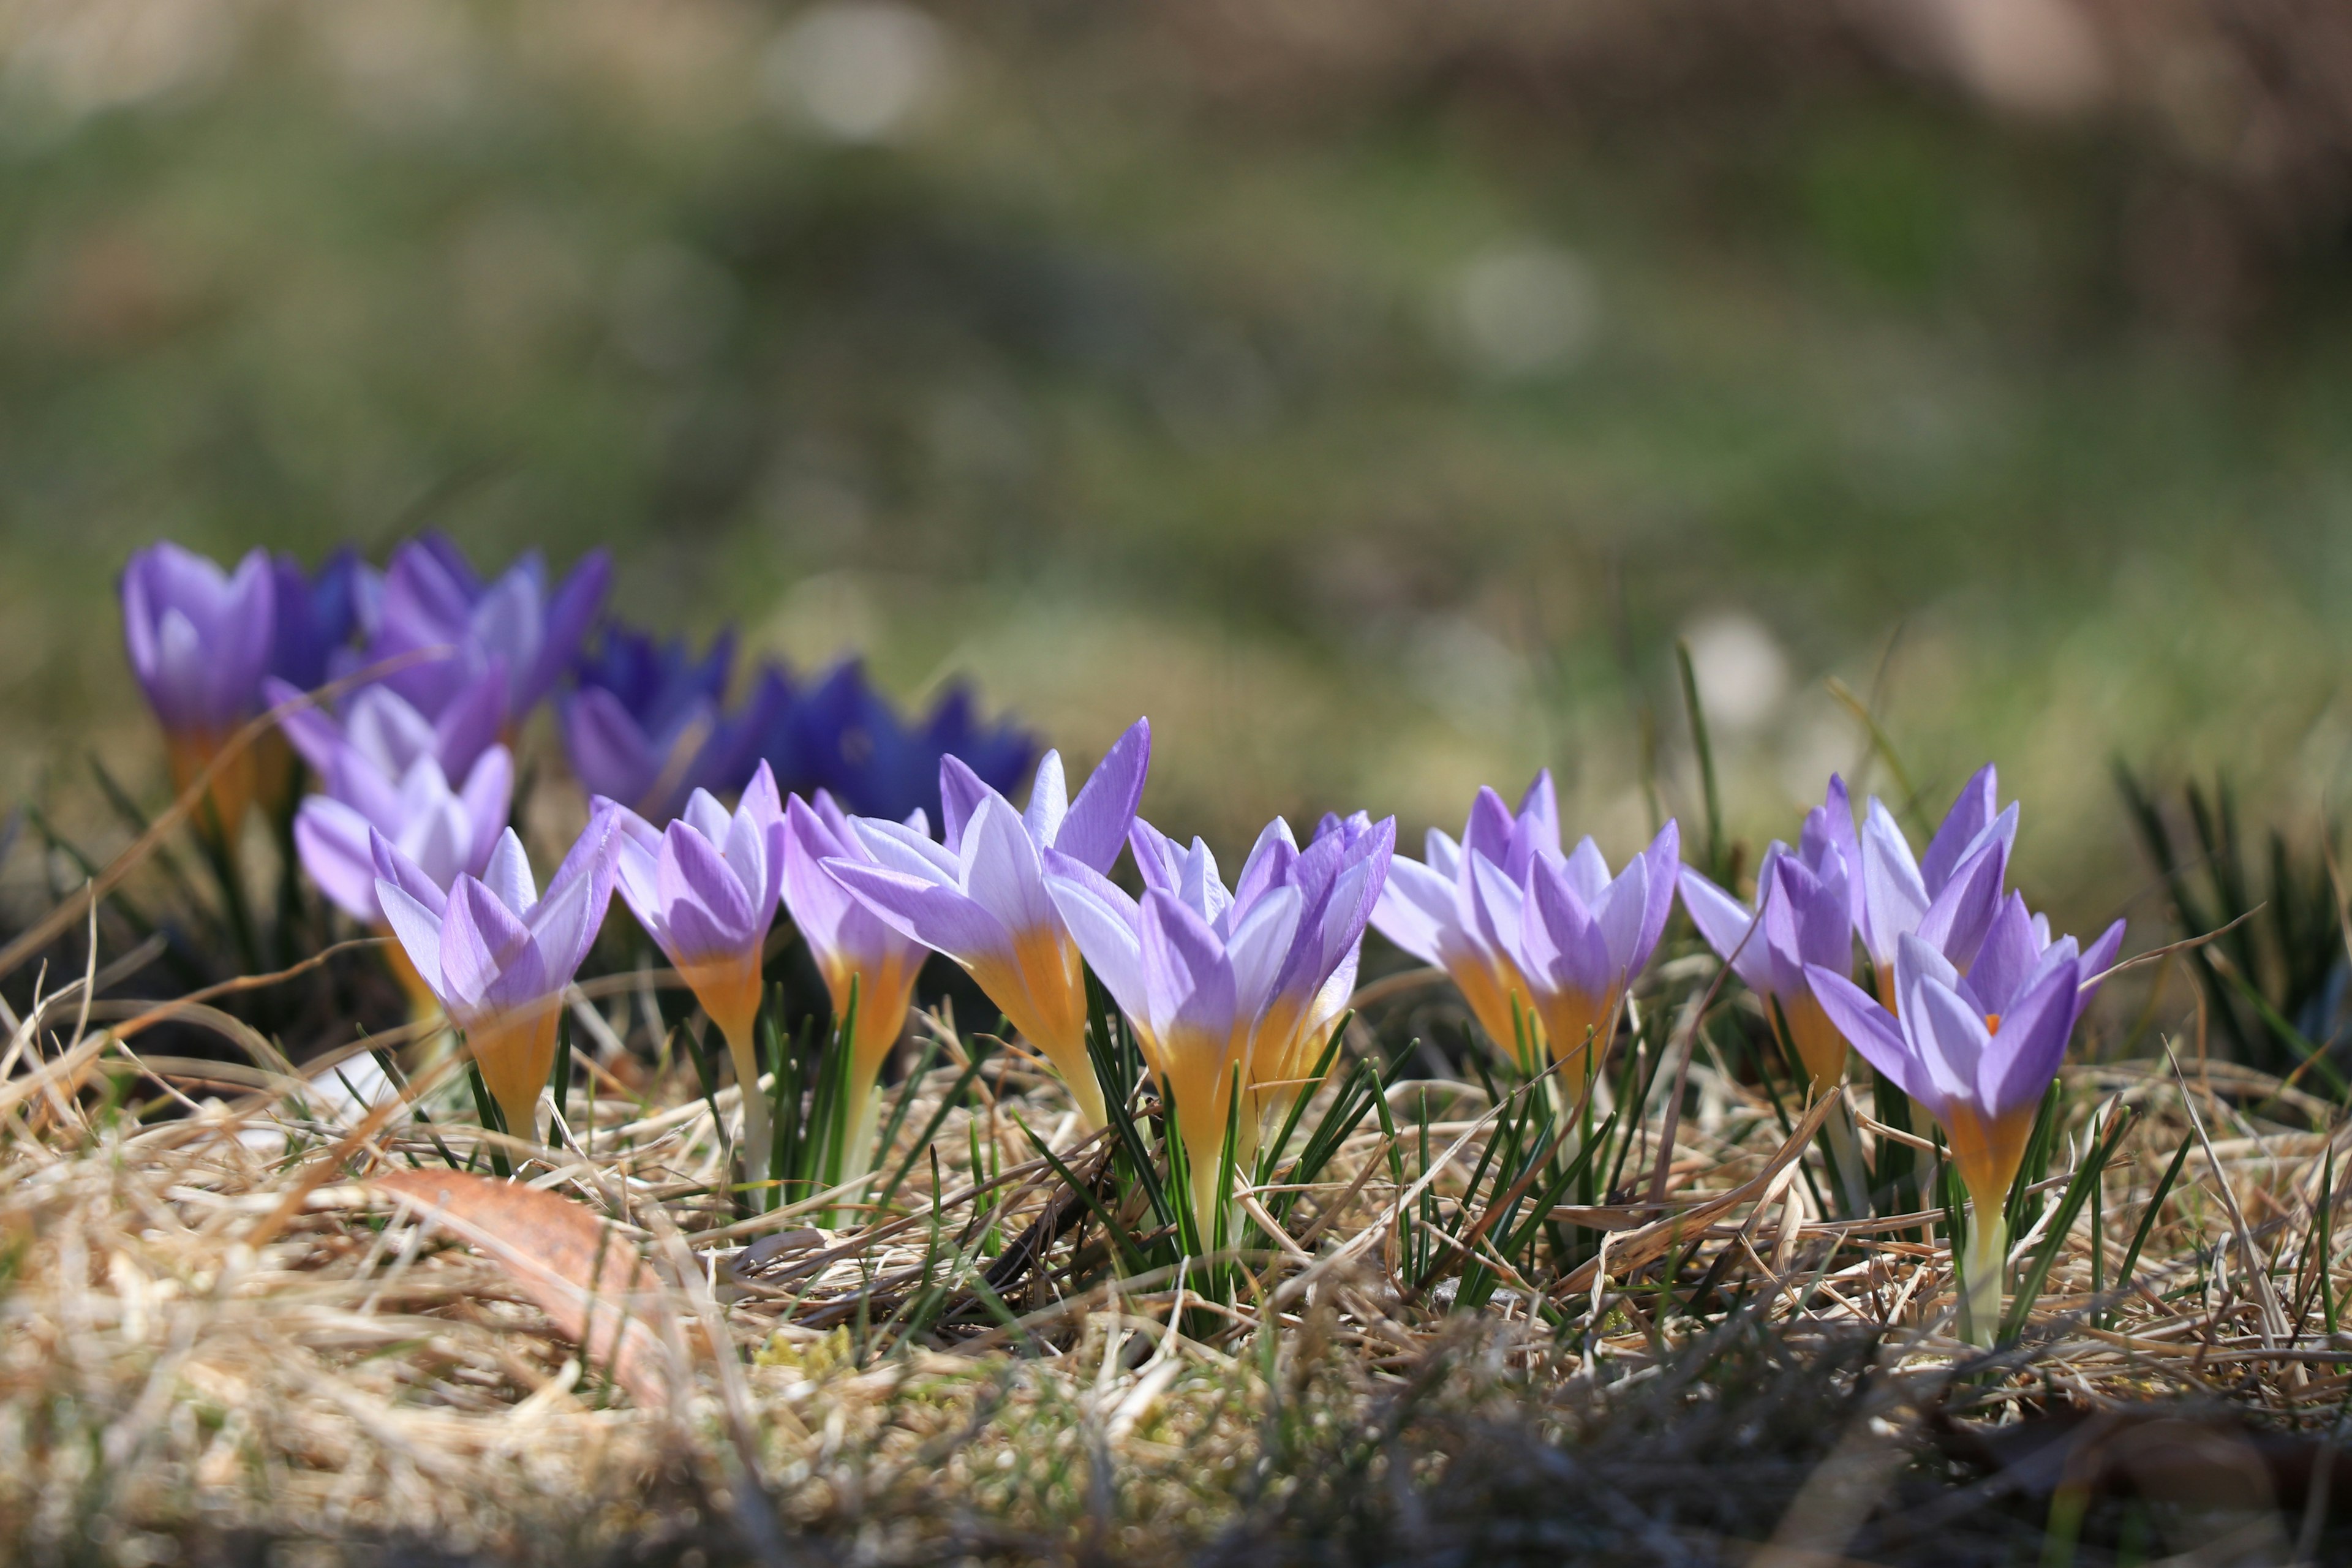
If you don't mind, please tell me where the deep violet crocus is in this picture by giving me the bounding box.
[1679,777,1861,1095]
[1043,810,1393,1238]
[563,624,782,821]
[268,548,367,692]
[1807,898,2124,1342]
[341,533,609,726]
[374,811,620,1142]
[121,542,277,835]
[780,791,932,1185]
[822,719,1152,1130]
[1856,764,2018,1002]
[756,660,1036,826]
[1370,773,1561,1062]
[609,764,789,1197]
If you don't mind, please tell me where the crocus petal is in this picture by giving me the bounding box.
[1910,979,1992,1110]
[1678,865,1774,993]
[295,797,383,923]
[938,754,993,856]
[1227,884,1303,1020]
[1858,800,1928,965]
[1049,717,1150,873]
[1044,873,1150,1024]
[1977,960,2076,1120]
[826,859,1015,968]
[370,827,448,919]
[480,829,538,919]
[1021,750,1068,848]
[1371,858,1457,970]
[2075,919,2126,1011]
[376,883,448,1005]
[1966,892,2040,1016]
[1805,964,1922,1104]
[1919,764,2002,895]
[1140,890,1237,1043]
[1913,835,2008,972]
[960,794,1057,940]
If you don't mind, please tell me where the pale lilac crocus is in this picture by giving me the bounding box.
[268,665,508,783]
[1508,821,1680,1084]
[823,719,1152,1129]
[1371,773,1561,1061]
[1044,810,1393,1236]
[1679,777,1860,1094]
[1807,899,2124,1341]
[608,765,788,1191]
[375,811,620,1142]
[293,736,513,1009]
[781,791,933,1186]
[121,543,277,834]
[1856,764,2018,1006]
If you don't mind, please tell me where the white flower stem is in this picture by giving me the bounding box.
[1960,1204,2008,1347]
[1822,1099,1871,1219]
[722,1025,772,1210]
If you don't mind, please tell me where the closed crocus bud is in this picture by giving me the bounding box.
[608,765,788,1196]
[374,812,620,1144]
[1809,902,2124,1343]
[1509,821,1680,1085]
[121,543,277,837]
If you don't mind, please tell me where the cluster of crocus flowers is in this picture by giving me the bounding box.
[1855,764,2016,995]
[1046,810,1393,1238]
[374,811,620,1139]
[1810,897,2122,1341]
[1372,772,1678,1083]
[607,767,790,1194]
[821,720,1152,1131]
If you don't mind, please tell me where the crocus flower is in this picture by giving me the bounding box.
[608,766,788,1192]
[1370,773,1561,1060]
[1679,777,1860,1093]
[780,791,933,1183]
[756,659,1036,825]
[295,742,513,927]
[341,533,609,725]
[1807,900,2124,1340]
[563,624,783,820]
[822,719,1152,1129]
[268,665,508,784]
[1508,821,1680,1083]
[268,548,368,691]
[1043,809,1393,1237]
[374,810,620,1140]
[1856,765,2018,1000]
[121,542,277,834]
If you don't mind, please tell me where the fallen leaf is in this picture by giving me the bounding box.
[374,1169,674,1406]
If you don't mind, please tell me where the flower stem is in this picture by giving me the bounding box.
[1822,1099,1871,1219]
[1960,1204,2008,1347]
[722,1023,772,1211]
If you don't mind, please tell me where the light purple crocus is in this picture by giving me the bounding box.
[121,542,278,832]
[374,810,620,1141]
[1371,773,1562,1060]
[608,765,788,1190]
[1372,772,1678,1077]
[1806,898,2124,1340]
[341,533,609,726]
[1044,809,1393,1235]
[821,718,1152,1129]
[780,791,933,1185]
[1856,764,2018,1000]
[1679,777,1860,1092]
[268,665,508,783]
[293,740,513,927]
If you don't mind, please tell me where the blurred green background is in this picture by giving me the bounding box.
[8,0,2352,938]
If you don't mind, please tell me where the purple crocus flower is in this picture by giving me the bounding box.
[341,533,609,726]
[267,666,507,784]
[121,542,277,833]
[1371,773,1561,1060]
[1507,821,1681,1083]
[820,719,1152,1129]
[780,791,933,1178]
[374,810,620,1141]
[562,624,783,820]
[1042,809,1393,1236]
[1856,765,2018,1001]
[755,659,1036,825]
[268,549,368,691]
[1680,777,1860,1092]
[1806,899,2124,1340]
[294,741,513,927]
[608,766,789,1189]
